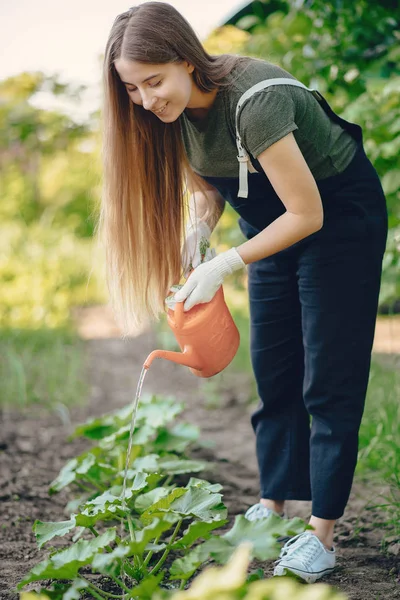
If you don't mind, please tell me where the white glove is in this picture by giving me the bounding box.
[182,219,215,277]
[173,248,246,311]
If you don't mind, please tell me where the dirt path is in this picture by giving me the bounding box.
[0,317,399,599]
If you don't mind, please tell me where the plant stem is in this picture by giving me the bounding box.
[133,552,143,569]
[151,519,183,576]
[164,475,173,487]
[143,534,161,568]
[179,579,186,590]
[127,515,135,542]
[81,576,126,599]
[85,584,105,600]
[110,575,132,594]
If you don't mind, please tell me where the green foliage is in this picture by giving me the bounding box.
[0,73,99,236]
[0,221,105,329]
[167,544,346,600]
[0,72,104,332]
[18,394,313,599]
[359,358,400,481]
[20,530,117,586]
[0,327,87,409]
[357,357,400,539]
[170,514,306,583]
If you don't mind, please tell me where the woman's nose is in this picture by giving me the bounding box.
[142,91,156,111]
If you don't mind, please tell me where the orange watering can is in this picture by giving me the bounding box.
[144,286,240,378]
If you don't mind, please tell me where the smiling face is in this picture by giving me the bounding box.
[114,58,196,122]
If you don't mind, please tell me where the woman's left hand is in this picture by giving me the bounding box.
[173,248,246,311]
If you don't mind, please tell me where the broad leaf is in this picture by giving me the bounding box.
[169,544,209,582]
[65,494,89,515]
[224,514,305,557]
[171,520,226,550]
[71,418,121,441]
[137,398,184,428]
[118,471,150,500]
[124,518,174,557]
[205,514,306,563]
[75,490,130,527]
[128,573,164,599]
[99,424,155,450]
[135,487,171,512]
[143,542,167,552]
[131,454,160,473]
[152,423,200,454]
[168,487,227,522]
[62,579,89,600]
[186,478,223,493]
[75,472,150,526]
[170,514,306,581]
[115,471,161,498]
[158,457,208,475]
[71,404,134,440]
[18,530,116,588]
[49,453,96,494]
[33,517,77,549]
[92,546,129,575]
[140,488,187,523]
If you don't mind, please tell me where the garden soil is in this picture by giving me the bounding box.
[0,311,399,600]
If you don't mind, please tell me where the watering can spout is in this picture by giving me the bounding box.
[144,348,203,372]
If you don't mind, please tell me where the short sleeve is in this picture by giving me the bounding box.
[237,89,298,158]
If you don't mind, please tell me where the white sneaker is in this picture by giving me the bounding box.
[274,532,336,583]
[244,502,283,521]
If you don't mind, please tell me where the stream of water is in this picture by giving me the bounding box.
[120,365,148,521]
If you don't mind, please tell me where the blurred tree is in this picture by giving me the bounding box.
[0,73,105,328]
[0,72,100,236]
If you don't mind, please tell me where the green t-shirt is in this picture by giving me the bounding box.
[179,58,358,181]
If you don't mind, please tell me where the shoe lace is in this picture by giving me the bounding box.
[277,533,321,567]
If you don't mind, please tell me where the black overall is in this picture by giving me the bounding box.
[202,93,388,520]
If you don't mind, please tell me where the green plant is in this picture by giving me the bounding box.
[358,359,400,482]
[17,394,307,599]
[0,221,106,330]
[357,358,400,542]
[166,543,347,600]
[0,327,87,409]
[20,544,347,600]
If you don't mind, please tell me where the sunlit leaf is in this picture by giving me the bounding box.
[18,530,116,588]
[33,517,77,549]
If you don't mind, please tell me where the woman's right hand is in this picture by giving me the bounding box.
[181,219,215,278]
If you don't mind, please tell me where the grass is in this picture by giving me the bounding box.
[358,357,400,480]
[0,327,89,411]
[357,356,400,543]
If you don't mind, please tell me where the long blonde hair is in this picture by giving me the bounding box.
[99,2,247,335]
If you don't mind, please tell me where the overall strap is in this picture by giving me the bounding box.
[235,78,321,198]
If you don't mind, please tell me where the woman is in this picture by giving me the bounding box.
[100,2,388,583]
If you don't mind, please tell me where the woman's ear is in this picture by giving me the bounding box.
[185,61,195,74]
